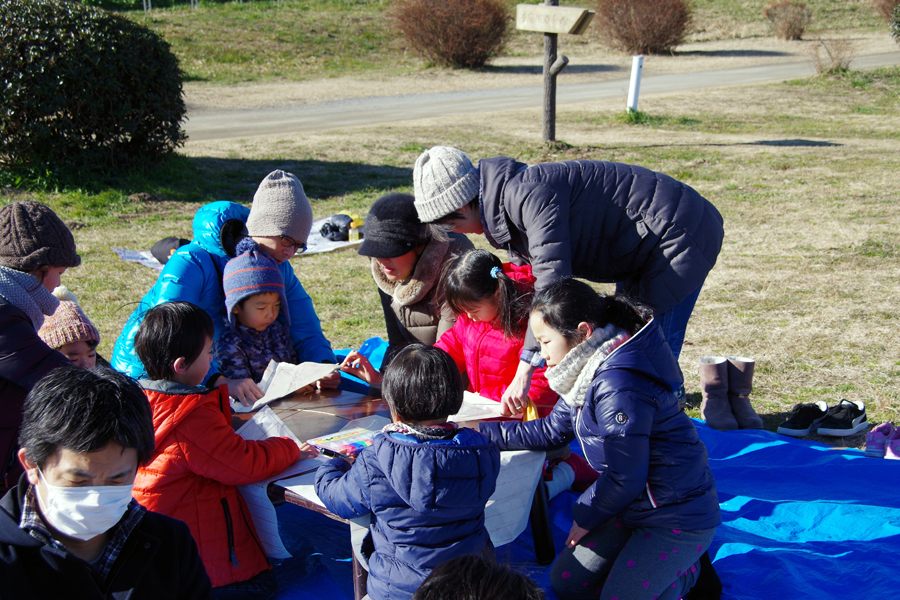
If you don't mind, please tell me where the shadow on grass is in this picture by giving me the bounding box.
[596,138,844,151]
[481,64,624,75]
[674,50,793,58]
[133,155,413,205]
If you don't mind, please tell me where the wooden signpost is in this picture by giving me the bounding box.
[516,2,595,142]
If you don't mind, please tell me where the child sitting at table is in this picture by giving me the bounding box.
[315,344,501,600]
[435,249,558,418]
[131,300,317,598]
[37,288,100,369]
[214,237,299,389]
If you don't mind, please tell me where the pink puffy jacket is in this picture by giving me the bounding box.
[435,263,558,417]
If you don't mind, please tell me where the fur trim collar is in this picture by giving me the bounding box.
[371,239,450,306]
[546,323,630,407]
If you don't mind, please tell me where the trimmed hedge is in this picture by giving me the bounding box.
[393,0,510,69]
[595,0,692,55]
[0,0,186,186]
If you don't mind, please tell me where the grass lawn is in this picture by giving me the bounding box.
[4,64,898,448]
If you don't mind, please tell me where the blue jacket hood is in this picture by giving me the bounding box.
[191,201,250,259]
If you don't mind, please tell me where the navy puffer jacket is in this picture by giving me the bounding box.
[479,157,724,352]
[481,320,720,533]
[315,427,500,600]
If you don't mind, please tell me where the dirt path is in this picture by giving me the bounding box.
[184,32,898,113]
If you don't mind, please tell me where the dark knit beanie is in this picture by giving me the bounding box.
[0,201,80,272]
[223,238,290,327]
[358,193,430,259]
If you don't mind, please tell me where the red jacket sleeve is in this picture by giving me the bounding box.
[434,320,467,374]
[175,402,301,486]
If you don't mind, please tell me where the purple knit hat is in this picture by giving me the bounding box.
[223,238,289,328]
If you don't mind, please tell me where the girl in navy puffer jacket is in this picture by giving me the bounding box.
[480,279,720,600]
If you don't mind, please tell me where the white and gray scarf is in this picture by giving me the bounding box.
[0,265,59,330]
[546,323,631,408]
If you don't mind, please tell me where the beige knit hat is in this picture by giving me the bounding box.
[38,300,100,350]
[413,146,480,223]
[245,170,314,243]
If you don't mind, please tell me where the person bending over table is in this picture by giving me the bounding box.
[412,146,724,409]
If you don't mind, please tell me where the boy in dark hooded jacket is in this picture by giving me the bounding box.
[315,345,501,600]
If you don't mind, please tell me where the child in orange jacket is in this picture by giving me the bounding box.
[131,301,317,597]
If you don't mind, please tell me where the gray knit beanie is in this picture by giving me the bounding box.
[246,170,313,243]
[413,146,480,223]
[0,201,81,272]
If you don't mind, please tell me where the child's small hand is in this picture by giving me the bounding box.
[316,370,342,390]
[340,351,382,385]
[566,522,590,548]
[223,377,265,406]
[298,442,319,460]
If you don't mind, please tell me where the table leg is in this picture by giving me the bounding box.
[529,479,556,565]
[352,553,368,600]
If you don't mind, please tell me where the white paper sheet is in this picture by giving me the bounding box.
[448,391,520,422]
[232,360,340,413]
[236,408,325,559]
[277,449,545,547]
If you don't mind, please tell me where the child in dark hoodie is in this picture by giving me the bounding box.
[315,344,501,600]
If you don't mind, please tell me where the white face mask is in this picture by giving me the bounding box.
[36,470,134,541]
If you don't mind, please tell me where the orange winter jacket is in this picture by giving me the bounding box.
[435,263,559,417]
[133,380,301,588]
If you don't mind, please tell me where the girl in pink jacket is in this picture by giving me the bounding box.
[435,249,558,418]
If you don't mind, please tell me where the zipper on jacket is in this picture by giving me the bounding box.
[221,498,239,567]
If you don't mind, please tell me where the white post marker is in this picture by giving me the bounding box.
[626,55,644,113]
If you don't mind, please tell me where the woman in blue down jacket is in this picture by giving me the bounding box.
[480,279,720,600]
[412,146,725,408]
[112,171,336,403]
[316,344,501,600]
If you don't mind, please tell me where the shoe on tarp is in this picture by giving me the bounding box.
[776,401,828,437]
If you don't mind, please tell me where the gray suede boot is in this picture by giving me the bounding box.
[727,356,764,429]
[699,356,738,431]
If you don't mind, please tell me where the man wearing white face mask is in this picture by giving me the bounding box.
[0,366,213,599]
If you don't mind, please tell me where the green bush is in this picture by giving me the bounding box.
[393,0,510,68]
[0,0,186,187]
[892,4,900,45]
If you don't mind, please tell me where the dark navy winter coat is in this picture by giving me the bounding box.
[481,320,720,533]
[315,427,501,600]
[478,157,724,352]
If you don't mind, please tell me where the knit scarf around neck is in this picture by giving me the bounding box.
[546,323,631,408]
[0,265,59,330]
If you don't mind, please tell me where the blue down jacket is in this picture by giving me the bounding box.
[481,320,720,533]
[478,157,724,352]
[315,428,501,600]
[111,201,334,382]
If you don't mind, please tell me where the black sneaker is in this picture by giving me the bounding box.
[816,399,868,436]
[776,401,828,437]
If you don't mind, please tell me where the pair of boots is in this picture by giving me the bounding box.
[699,356,763,431]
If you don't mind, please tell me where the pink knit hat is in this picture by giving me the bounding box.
[38,301,100,350]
